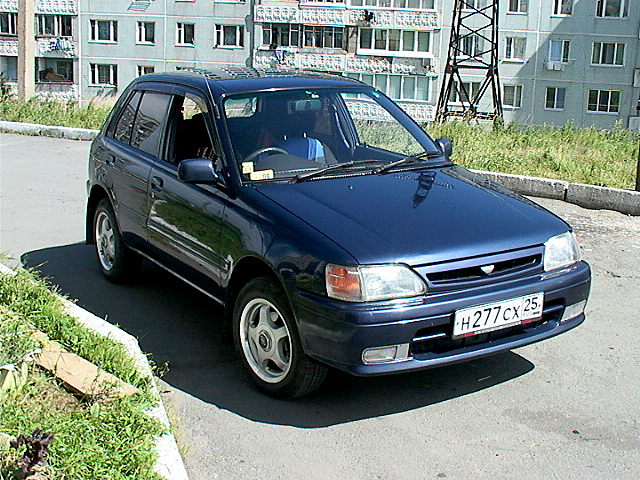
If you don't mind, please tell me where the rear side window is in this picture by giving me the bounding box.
[111,91,141,144]
[130,92,172,157]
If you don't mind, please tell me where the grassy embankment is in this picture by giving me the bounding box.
[0,269,163,480]
[0,98,637,189]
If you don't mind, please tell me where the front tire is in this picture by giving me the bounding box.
[93,198,139,282]
[232,277,328,398]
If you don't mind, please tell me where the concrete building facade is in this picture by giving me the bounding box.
[1,0,639,129]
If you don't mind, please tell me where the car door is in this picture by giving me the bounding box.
[146,89,230,301]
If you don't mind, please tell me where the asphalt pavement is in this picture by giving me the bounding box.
[1,132,639,480]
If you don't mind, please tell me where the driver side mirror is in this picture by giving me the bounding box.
[178,158,224,186]
[434,138,453,158]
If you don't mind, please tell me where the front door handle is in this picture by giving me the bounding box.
[150,176,164,192]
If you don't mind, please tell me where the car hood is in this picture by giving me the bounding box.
[254,166,569,265]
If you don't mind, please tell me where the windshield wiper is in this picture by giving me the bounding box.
[293,160,383,183]
[375,151,446,175]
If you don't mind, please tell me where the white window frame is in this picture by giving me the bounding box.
[545,87,566,111]
[552,0,573,15]
[215,25,244,48]
[549,39,570,63]
[136,22,155,44]
[90,20,117,43]
[508,0,528,13]
[504,37,526,62]
[503,85,523,109]
[448,81,481,104]
[358,28,430,56]
[176,22,195,46]
[587,89,620,114]
[347,73,430,102]
[591,42,625,66]
[0,12,17,35]
[36,15,72,37]
[90,63,117,86]
[302,25,344,49]
[596,0,629,18]
[461,0,487,10]
[262,23,300,48]
[136,65,155,77]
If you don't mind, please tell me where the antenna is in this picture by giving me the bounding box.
[436,0,503,123]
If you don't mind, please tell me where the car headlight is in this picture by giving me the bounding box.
[325,263,427,302]
[544,231,581,271]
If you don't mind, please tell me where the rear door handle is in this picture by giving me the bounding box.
[150,176,164,192]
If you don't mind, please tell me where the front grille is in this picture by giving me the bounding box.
[410,302,564,357]
[415,246,544,292]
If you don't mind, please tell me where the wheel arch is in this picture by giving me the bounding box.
[86,185,110,244]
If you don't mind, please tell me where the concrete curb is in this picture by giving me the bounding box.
[2,120,638,215]
[0,263,190,480]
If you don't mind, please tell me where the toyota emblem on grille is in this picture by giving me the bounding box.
[480,265,495,275]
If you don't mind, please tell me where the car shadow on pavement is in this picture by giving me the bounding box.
[22,243,535,428]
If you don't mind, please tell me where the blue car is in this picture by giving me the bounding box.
[87,69,591,398]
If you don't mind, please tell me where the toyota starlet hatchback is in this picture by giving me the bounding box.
[87,69,591,398]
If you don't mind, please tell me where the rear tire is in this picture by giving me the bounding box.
[92,198,139,282]
[232,277,328,398]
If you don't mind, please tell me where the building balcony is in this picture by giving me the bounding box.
[37,37,76,57]
[255,2,440,29]
[35,81,78,101]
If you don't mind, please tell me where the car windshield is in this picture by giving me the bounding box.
[223,87,444,182]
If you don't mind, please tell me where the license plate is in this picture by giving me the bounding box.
[453,293,544,338]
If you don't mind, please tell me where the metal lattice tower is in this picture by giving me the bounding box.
[436,0,503,122]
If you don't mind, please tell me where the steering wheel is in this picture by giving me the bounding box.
[243,146,288,163]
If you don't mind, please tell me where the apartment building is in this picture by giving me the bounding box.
[1,0,639,129]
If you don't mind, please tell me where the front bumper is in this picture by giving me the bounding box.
[291,261,591,375]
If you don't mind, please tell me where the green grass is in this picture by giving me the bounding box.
[426,121,638,190]
[0,98,111,131]
[0,269,163,480]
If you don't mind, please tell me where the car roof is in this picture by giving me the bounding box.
[134,68,366,96]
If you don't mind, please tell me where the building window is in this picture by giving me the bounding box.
[263,24,299,48]
[591,42,624,66]
[549,40,570,63]
[459,34,483,58]
[503,85,523,108]
[36,15,72,37]
[505,37,526,61]
[588,89,620,113]
[552,0,572,15]
[461,0,486,9]
[137,65,155,77]
[137,22,155,44]
[508,0,528,13]
[90,63,117,86]
[176,23,195,45]
[545,87,566,110]
[596,0,628,18]
[303,26,344,49]
[351,0,434,7]
[359,28,429,54]
[37,59,73,82]
[215,25,244,48]
[90,20,117,42]
[0,12,17,35]
[348,73,429,102]
[448,81,481,103]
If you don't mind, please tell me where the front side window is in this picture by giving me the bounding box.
[505,37,526,61]
[137,22,155,44]
[37,15,72,37]
[177,23,195,45]
[549,40,570,63]
[503,85,523,108]
[215,25,244,48]
[591,42,625,66]
[90,20,117,42]
[0,12,17,35]
[553,0,572,15]
[596,0,628,18]
[508,0,528,13]
[545,87,566,110]
[588,89,620,113]
[90,63,117,86]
